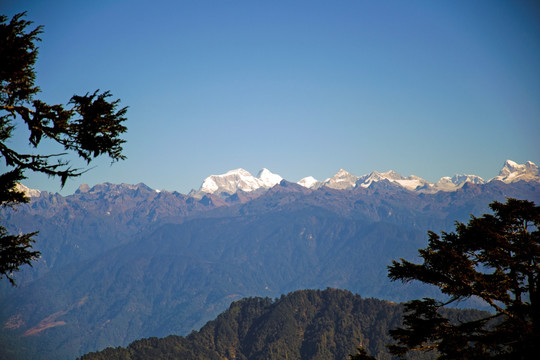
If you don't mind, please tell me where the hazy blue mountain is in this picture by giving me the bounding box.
[0,178,538,359]
[0,182,223,291]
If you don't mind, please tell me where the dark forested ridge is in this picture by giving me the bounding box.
[0,180,538,359]
[78,289,488,360]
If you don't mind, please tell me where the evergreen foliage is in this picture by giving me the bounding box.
[0,12,127,284]
[349,347,377,360]
[388,198,539,359]
[78,289,486,360]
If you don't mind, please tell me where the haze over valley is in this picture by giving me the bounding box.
[1,161,539,359]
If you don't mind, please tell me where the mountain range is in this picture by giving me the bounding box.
[187,159,538,197]
[1,160,539,359]
[17,159,539,199]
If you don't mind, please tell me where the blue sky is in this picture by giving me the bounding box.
[3,0,540,194]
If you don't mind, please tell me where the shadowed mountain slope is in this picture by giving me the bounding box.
[0,179,538,359]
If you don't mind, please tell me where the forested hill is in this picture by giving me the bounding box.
[78,289,486,360]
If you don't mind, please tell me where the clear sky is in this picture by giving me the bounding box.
[3,0,540,195]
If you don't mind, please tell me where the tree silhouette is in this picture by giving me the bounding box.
[0,12,127,285]
[388,198,540,359]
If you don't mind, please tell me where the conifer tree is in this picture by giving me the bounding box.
[388,198,540,359]
[0,12,127,285]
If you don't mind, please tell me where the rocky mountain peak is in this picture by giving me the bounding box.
[76,184,91,193]
[357,170,429,191]
[491,160,539,183]
[323,169,360,190]
[450,174,485,186]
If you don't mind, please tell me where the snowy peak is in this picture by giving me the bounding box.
[373,170,405,181]
[501,160,522,174]
[323,169,360,190]
[197,168,282,196]
[450,174,485,186]
[430,174,485,192]
[199,169,257,194]
[491,160,539,183]
[360,170,403,186]
[359,170,430,191]
[297,176,321,189]
[257,168,283,188]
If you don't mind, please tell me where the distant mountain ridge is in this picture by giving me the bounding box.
[189,160,539,198]
[2,160,539,359]
[19,160,539,199]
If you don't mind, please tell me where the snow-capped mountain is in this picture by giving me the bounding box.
[193,168,283,196]
[257,168,283,188]
[357,170,431,191]
[296,169,362,190]
[311,160,536,193]
[322,169,360,190]
[296,169,433,191]
[297,176,321,189]
[429,174,486,192]
[191,160,538,196]
[490,160,539,183]
[449,174,486,186]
